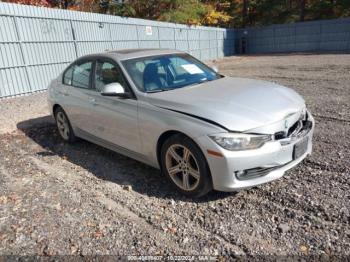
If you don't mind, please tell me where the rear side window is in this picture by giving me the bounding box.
[63,61,93,89]
[72,62,92,89]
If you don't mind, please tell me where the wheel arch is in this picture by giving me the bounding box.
[156,130,181,168]
[156,130,210,172]
[156,129,214,196]
[52,104,62,116]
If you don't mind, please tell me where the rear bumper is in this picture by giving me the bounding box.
[196,112,314,192]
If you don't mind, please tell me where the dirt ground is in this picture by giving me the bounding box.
[0,54,349,259]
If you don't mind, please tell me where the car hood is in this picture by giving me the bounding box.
[146,77,306,132]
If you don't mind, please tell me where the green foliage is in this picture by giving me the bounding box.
[231,0,350,28]
[5,0,350,27]
[159,0,208,25]
[110,0,231,26]
[111,0,171,19]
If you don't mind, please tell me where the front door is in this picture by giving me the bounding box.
[86,59,141,153]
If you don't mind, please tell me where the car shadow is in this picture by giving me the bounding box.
[17,116,235,202]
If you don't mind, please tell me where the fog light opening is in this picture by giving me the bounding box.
[235,166,282,181]
[235,170,247,179]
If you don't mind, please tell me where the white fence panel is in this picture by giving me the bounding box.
[0,2,233,98]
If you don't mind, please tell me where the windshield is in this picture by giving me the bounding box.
[122,54,222,93]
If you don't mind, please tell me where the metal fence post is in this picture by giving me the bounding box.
[157,26,161,48]
[12,15,32,92]
[186,28,189,53]
[70,20,78,58]
[348,22,350,50]
[216,30,219,59]
[136,25,140,48]
[319,22,322,51]
[174,25,177,50]
[273,27,275,52]
[108,23,113,50]
[199,30,201,60]
[294,24,297,52]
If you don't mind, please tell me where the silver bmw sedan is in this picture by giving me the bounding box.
[48,49,314,197]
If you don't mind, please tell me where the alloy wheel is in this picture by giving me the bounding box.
[165,144,201,191]
[56,111,70,140]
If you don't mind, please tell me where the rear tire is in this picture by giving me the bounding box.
[54,107,77,143]
[160,134,212,198]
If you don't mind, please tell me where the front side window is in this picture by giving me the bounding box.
[94,61,128,92]
[122,54,221,93]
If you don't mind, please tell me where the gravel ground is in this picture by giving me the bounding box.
[0,54,349,259]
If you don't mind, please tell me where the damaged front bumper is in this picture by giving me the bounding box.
[196,110,315,191]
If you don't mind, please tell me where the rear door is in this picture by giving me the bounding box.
[60,59,96,133]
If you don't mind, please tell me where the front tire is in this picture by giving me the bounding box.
[54,107,76,143]
[160,134,212,197]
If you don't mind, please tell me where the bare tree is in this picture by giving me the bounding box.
[300,0,306,21]
[242,0,249,26]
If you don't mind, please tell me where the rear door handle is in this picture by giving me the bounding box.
[58,91,68,96]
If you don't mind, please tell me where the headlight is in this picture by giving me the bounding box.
[209,133,272,151]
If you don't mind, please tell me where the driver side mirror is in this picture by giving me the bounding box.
[101,83,130,98]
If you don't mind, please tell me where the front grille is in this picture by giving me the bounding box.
[287,120,302,137]
[274,131,286,140]
[274,111,311,141]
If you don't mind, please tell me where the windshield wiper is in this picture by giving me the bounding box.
[146,78,216,93]
[183,78,213,88]
[146,89,165,93]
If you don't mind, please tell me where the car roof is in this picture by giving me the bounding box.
[78,48,184,62]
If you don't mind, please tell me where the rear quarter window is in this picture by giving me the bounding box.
[63,66,73,85]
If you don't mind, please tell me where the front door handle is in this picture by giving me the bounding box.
[88,97,98,105]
